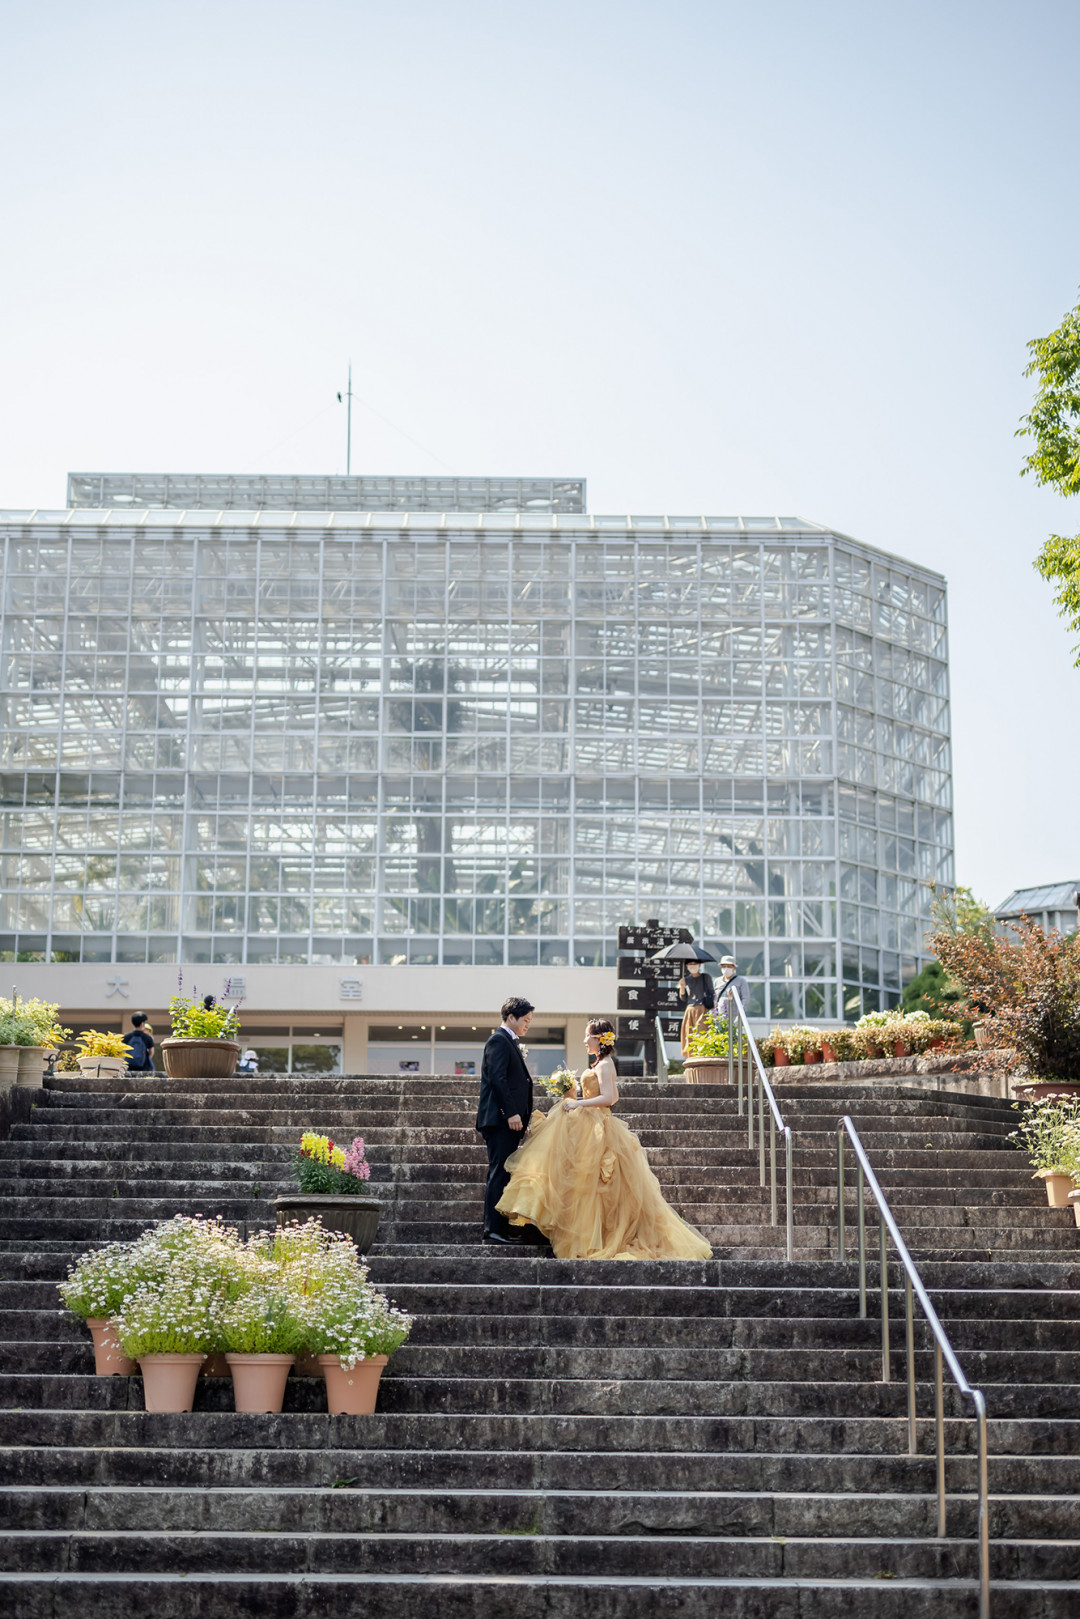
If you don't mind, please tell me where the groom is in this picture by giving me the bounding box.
[475,995,534,1244]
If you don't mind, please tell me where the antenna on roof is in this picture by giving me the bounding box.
[336,363,353,476]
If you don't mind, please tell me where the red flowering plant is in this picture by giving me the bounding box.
[295,1131,372,1195]
[931,915,1080,1084]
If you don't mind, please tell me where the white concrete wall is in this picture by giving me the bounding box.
[7,961,615,1031]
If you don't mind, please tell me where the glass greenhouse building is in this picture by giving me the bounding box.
[0,473,952,1036]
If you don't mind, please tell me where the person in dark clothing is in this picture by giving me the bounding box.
[124,1012,155,1073]
[678,962,716,1056]
[475,995,535,1243]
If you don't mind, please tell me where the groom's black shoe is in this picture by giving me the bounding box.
[483,1231,522,1245]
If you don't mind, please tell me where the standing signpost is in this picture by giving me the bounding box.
[615,919,692,1076]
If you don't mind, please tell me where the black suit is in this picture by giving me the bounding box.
[476,1027,534,1237]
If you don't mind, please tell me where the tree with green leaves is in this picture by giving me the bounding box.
[1017,288,1080,664]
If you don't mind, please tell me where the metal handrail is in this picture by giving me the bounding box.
[722,985,795,1261]
[836,1116,990,1618]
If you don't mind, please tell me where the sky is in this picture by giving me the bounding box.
[1,0,1078,908]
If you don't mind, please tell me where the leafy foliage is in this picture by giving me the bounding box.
[1017,289,1080,663]
[931,915,1080,1081]
[169,993,240,1040]
[684,1013,732,1059]
[75,1029,130,1059]
[0,997,70,1048]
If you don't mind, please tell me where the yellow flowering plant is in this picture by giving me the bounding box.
[295,1130,372,1195]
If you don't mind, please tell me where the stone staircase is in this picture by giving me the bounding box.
[0,1071,1078,1614]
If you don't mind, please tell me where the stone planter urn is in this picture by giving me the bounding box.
[318,1353,388,1415]
[15,1046,47,1084]
[1014,1081,1080,1102]
[275,1193,382,1253]
[161,1038,241,1080]
[77,1055,127,1080]
[0,1046,23,1085]
[681,1056,731,1086]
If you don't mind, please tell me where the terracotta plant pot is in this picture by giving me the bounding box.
[86,1317,136,1376]
[138,1352,205,1412]
[318,1353,388,1415]
[161,1038,241,1080]
[275,1194,382,1253]
[200,1351,230,1377]
[226,1352,295,1413]
[0,1046,21,1084]
[772,1048,790,1066]
[681,1057,732,1086]
[821,1043,837,1064]
[893,1041,911,1058]
[1038,1171,1076,1209]
[803,1049,822,1065]
[16,1046,47,1085]
[928,1038,946,1051]
[1069,1191,1080,1229]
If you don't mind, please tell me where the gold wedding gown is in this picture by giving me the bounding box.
[496,1068,713,1261]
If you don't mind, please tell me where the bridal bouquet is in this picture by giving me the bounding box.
[541,1065,578,1100]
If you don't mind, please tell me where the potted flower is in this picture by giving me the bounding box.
[58,1241,141,1375]
[276,1131,381,1251]
[161,983,242,1080]
[109,1215,241,1410]
[783,1026,822,1066]
[0,996,70,1085]
[682,1013,731,1084]
[760,1026,788,1067]
[284,1228,411,1415]
[74,1029,131,1079]
[1009,1095,1080,1208]
[219,1286,305,1413]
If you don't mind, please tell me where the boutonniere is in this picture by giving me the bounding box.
[517,1045,529,1059]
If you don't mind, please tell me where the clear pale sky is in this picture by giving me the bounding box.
[1,0,1078,908]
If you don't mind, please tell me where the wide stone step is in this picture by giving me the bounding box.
[0,1483,1070,1541]
[3,1408,1078,1460]
[3,1525,1078,1580]
[3,1440,1076,1496]
[1,1371,1074,1421]
[3,1571,1078,1618]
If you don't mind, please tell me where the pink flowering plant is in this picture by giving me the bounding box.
[295,1131,372,1196]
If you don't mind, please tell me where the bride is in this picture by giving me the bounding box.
[496,1018,712,1261]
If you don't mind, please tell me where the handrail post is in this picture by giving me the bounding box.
[975,1391,990,1619]
[729,999,737,1110]
[857,1162,866,1320]
[935,1342,946,1539]
[905,1274,917,1457]
[880,1215,890,1383]
[758,1057,766,1187]
[785,1127,794,1262]
[769,1110,777,1225]
[747,1043,755,1151]
[836,1130,845,1260]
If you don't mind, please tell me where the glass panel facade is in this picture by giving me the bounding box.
[0,500,952,1019]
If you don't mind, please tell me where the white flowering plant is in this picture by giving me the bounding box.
[271,1218,413,1369]
[60,1214,412,1369]
[59,1241,148,1320]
